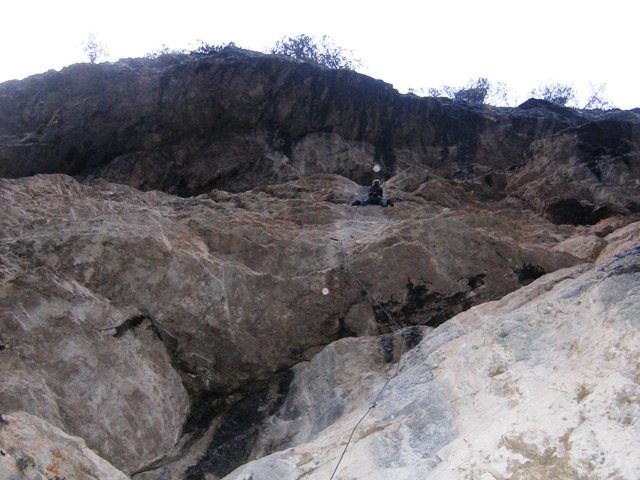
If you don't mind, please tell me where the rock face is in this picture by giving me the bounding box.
[508,115,640,224]
[1,49,638,217]
[0,50,639,480]
[0,411,128,480]
[0,212,190,475]
[224,243,640,480]
[1,171,638,478]
[0,172,594,475]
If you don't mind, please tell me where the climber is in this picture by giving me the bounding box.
[351,179,394,207]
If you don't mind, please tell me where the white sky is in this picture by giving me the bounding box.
[1,0,639,108]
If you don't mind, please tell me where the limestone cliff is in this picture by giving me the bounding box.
[225,244,640,480]
[1,48,638,217]
[0,49,638,479]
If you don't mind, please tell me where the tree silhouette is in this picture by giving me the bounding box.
[83,34,108,64]
[531,83,576,107]
[584,83,612,110]
[269,34,359,70]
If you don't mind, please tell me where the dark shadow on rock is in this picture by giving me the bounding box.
[184,370,294,480]
[626,201,640,214]
[112,315,147,338]
[544,198,626,226]
[374,279,474,329]
[545,199,598,225]
[467,273,486,290]
[515,263,546,285]
[574,119,633,160]
[379,326,424,364]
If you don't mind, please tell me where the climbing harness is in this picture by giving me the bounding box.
[328,205,408,480]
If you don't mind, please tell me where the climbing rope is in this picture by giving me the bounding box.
[328,205,409,480]
[328,329,407,480]
[335,206,402,330]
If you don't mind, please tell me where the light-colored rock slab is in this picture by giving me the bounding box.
[598,220,640,262]
[553,234,606,260]
[0,411,128,480]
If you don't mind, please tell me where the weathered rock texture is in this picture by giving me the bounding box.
[0,172,596,475]
[0,411,128,480]
[508,113,640,225]
[1,49,638,217]
[224,242,640,480]
[1,171,638,478]
[0,50,639,480]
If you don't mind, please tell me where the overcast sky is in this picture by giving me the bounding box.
[2,0,638,108]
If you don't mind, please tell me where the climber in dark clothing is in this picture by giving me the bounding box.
[351,179,394,207]
[368,180,383,202]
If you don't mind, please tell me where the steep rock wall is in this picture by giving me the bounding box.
[0,50,639,479]
[2,49,637,216]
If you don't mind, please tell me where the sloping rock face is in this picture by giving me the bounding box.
[224,243,640,480]
[0,173,594,476]
[0,411,128,480]
[1,171,638,478]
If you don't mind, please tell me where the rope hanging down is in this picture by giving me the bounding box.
[328,206,409,480]
[336,208,403,329]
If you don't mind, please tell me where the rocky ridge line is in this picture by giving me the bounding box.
[1,48,638,221]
